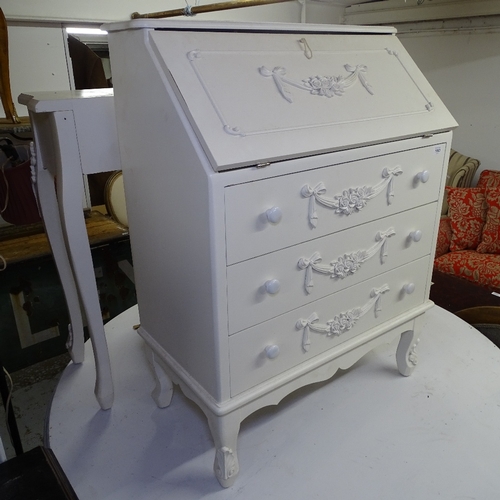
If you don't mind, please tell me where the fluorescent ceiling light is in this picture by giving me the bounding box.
[66,27,108,35]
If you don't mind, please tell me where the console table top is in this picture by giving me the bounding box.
[48,305,500,499]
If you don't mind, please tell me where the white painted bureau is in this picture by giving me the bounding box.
[106,19,457,487]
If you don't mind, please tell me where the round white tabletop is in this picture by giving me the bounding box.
[48,305,500,499]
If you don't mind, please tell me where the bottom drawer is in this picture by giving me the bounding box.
[229,257,430,396]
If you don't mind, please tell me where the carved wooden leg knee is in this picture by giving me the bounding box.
[207,413,241,488]
[145,345,173,408]
[396,327,420,377]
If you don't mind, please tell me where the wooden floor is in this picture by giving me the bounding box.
[0,210,129,265]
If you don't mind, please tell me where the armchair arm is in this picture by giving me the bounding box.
[435,216,452,258]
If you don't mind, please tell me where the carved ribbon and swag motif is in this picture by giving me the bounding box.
[259,64,374,103]
[296,284,389,352]
[301,166,403,228]
[297,228,395,294]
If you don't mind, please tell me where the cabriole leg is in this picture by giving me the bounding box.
[396,326,420,377]
[207,413,241,488]
[145,345,173,408]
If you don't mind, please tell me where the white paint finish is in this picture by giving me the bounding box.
[106,18,395,34]
[229,257,429,395]
[21,90,120,409]
[107,21,453,486]
[225,142,447,264]
[48,305,500,499]
[227,203,437,334]
[399,29,500,181]
[20,90,120,175]
[29,112,86,365]
[108,27,227,401]
[147,27,454,170]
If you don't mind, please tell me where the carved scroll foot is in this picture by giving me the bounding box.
[94,370,114,411]
[207,414,241,488]
[396,328,420,377]
[145,346,173,408]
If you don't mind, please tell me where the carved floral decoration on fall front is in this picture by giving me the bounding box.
[259,64,374,103]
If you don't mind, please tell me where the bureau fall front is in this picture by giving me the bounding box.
[106,19,457,487]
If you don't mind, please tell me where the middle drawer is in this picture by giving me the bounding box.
[227,203,437,334]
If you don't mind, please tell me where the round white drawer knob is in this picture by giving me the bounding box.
[265,279,281,295]
[265,345,280,359]
[416,170,430,183]
[404,283,416,294]
[266,206,283,224]
[410,230,422,242]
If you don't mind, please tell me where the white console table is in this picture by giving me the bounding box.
[48,305,500,499]
[19,90,120,410]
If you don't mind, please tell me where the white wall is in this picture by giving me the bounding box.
[399,27,500,181]
[6,25,73,111]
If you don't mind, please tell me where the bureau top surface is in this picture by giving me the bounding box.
[107,19,457,171]
[104,19,396,35]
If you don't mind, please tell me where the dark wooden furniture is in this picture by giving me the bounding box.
[431,270,500,348]
[430,270,500,313]
[0,446,78,499]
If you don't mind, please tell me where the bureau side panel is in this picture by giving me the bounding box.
[108,29,228,400]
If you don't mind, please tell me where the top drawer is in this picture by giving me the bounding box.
[225,143,446,265]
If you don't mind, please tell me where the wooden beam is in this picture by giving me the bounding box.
[132,0,294,19]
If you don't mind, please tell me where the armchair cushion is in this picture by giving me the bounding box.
[435,216,452,258]
[442,149,481,215]
[434,169,500,290]
[477,169,500,189]
[434,250,500,289]
[446,186,487,252]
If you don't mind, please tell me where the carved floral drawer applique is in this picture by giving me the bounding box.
[296,284,390,352]
[301,166,403,228]
[298,228,395,294]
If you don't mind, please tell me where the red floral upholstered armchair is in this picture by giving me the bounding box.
[434,169,500,289]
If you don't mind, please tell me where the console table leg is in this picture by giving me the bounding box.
[32,126,85,365]
[396,321,421,377]
[207,413,241,488]
[52,111,114,410]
